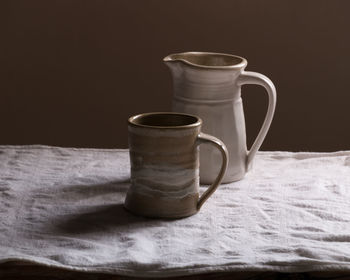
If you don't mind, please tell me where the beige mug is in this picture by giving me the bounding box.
[124,112,228,218]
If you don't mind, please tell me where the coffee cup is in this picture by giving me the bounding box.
[124,112,228,218]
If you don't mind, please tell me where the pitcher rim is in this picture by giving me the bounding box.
[163,51,247,70]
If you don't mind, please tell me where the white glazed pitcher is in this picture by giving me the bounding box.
[164,52,276,184]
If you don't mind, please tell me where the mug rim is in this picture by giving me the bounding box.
[128,112,202,129]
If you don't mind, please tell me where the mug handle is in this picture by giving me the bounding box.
[237,71,277,170]
[196,133,228,210]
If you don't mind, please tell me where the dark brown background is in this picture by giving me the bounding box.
[1,0,349,151]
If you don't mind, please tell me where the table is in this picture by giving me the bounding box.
[1,146,350,279]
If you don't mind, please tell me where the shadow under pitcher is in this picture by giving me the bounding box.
[124,112,228,218]
[164,52,277,184]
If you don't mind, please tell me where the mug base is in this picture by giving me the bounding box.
[124,191,199,219]
[123,205,198,220]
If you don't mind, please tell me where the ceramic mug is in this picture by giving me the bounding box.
[124,112,228,218]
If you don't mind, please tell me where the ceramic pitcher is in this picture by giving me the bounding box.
[164,52,276,184]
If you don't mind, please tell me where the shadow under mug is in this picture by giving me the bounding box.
[124,112,228,218]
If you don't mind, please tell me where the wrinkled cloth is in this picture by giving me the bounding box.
[0,145,350,277]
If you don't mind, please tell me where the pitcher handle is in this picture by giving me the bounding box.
[196,133,228,210]
[237,71,277,170]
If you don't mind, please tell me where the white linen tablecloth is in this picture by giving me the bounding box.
[0,145,350,277]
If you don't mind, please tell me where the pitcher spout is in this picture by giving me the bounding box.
[163,54,186,71]
[163,53,186,63]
